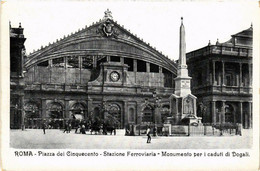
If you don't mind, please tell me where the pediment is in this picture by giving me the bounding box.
[25,11,177,73]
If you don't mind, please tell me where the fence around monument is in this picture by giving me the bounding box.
[130,123,242,136]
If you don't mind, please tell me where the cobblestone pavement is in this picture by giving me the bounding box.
[10,129,252,149]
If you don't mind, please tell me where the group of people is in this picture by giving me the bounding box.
[42,121,153,144]
[63,123,72,133]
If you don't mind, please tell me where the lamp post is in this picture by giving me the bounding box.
[20,104,25,131]
[153,91,162,136]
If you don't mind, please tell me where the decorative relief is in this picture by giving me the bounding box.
[97,19,119,38]
[183,96,194,114]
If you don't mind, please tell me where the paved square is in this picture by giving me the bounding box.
[10,129,252,149]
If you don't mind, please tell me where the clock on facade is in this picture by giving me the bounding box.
[110,71,120,82]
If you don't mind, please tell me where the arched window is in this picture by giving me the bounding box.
[108,104,121,125]
[225,104,234,123]
[70,103,85,120]
[49,103,63,119]
[24,102,39,118]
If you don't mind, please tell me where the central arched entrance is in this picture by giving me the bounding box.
[70,103,86,120]
[48,102,64,129]
[70,103,86,128]
[108,104,121,128]
[24,102,40,129]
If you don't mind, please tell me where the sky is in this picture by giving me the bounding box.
[3,0,258,60]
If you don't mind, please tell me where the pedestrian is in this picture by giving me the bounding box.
[63,122,69,133]
[146,126,151,143]
[68,123,72,133]
[75,124,81,134]
[81,124,86,134]
[42,122,46,134]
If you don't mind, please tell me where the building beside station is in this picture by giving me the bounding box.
[10,10,253,129]
[186,26,253,129]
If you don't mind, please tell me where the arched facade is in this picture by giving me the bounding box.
[21,11,177,129]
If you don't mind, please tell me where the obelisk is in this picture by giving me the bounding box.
[174,17,191,97]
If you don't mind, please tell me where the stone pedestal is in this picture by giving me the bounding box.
[170,94,198,125]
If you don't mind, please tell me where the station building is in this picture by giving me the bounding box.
[10,10,253,129]
[10,10,177,129]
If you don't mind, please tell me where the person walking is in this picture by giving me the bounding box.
[63,122,69,133]
[68,123,72,133]
[42,121,46,135]
[75,124,81,134]
[81,124,86,134]
[146,126,151,143]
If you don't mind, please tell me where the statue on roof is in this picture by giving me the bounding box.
[103,9,113,20]
[97,9,119,38]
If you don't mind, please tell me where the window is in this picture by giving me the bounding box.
[150,63,159,73]
[124,58,134,71]
[110,56,120,62]
[226,74,232,86]
[70,103,85,120]
[137,60,146,72]
[82,56,93,69]
[97,57,107,69]
[49,103,63,119]
[24,102,39,118]
[197,72,202,86]
[37,61,49,67]
[52,57,65,68]
[163,68,173,87]
[68,56,79,68]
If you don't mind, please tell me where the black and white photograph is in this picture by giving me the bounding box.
[1,0,259,170]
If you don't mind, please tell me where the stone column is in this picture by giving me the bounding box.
[221,101,225,123]
[49,59,53,83]
[64,99,70,119]
[206,61,210,85]
[222,61,225,86]
[146,62,150,86]
[120,57,124,64]
[93,56,97,68]
[79,56,82,69]
[79,56,82,84]
[87,98,93,119]
[154,104,162,125]
[159,66,163,87]
[64,56,68,68]
[248,102,252,128]
[133,59,137,71]
[212,60,215,85]
[123,101,128,128]
[107,56,110,62]
[239,63,243,87]
[20,95,25,130]
[136,100,142,124]
[41,98,47,118]
[239,102,243,127]
[211,101,216,124]
[20,48,24,77]
[64,56,68,84]
[248,63,252,87]
[146,62,150,72]
[133,59,137,83]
